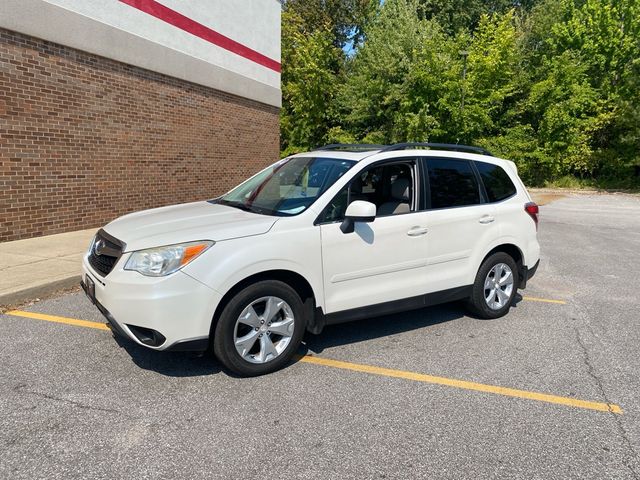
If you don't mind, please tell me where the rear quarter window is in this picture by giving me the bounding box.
[475,161,517,202]
[426,158,481,209]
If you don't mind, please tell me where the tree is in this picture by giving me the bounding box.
[281,0,377,48]
[416,0,538,34]
[280,9,344,154]
[484,0,639,182]
[462,10,523,141]
[340,0,437,143]
[527,51,613,177]
[549,0,640,173]
[341,3,525,145]
[279,0,640,186]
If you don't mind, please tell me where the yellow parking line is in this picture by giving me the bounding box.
[5,310,110,331]
[7,309,620,414]
[523,296,567,305]
[298,356,622,414]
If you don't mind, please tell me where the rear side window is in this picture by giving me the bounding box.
[427,158,480,209]
[475,161,517,202]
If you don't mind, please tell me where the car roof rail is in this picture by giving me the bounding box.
[380,142,494,156]
[313,143,387,152]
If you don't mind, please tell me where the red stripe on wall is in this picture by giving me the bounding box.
[119,0,281,73]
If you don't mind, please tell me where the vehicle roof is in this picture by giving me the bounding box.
[291,147,509,165]
[290,149,376,161]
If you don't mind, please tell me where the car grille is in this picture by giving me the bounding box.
[88,230,124,277]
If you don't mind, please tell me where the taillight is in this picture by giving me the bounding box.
[525,202,539,230]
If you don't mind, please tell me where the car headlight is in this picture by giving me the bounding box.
[124,241,214,277]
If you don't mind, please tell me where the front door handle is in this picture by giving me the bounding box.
[407,226,428,236]
[479,215,495,224]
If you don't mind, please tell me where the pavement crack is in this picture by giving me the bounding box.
[14,384,130,418]
[574,327,616,414]
[574,327,640,479]
[0,258,50,272]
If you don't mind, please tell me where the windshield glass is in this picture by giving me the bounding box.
[215,157,356,216]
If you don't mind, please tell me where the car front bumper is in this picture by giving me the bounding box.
[82,254,222,351]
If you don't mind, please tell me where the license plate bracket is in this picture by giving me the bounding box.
[84,275,96,304]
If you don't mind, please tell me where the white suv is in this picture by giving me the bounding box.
[82,143,540,376]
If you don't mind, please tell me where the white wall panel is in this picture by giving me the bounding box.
[0,0,282,107]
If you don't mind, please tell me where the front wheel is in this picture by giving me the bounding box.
[466,252,518,319]
[213,280,306,376]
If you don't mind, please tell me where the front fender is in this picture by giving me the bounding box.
[182,227,325,310]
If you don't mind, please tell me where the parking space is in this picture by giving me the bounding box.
[1,193,639,479]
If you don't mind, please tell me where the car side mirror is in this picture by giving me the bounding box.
[340,200,376,234]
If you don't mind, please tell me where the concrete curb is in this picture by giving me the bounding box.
[0,275,81,307]
[0,228,96,308]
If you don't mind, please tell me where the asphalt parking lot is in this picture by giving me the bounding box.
[1,193,639,479]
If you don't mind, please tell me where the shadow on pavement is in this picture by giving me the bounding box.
[112,334,222,377]
[512,292,525,306]
[111,296,521,376]
[303,302,468,355]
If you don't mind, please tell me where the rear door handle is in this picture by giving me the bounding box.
[479,215,495,224]
[407,226,428,236]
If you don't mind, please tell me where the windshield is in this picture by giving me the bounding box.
[214,157,356,216]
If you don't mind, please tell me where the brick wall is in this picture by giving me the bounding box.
[0,28,280,242]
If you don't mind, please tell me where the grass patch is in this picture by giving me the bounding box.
[541,175,640,193]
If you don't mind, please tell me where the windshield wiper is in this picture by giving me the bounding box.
[215,199,274,216]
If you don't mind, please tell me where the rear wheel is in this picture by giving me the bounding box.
[466,252,518,319]
[213,280,306,376]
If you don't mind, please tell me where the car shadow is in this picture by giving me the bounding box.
[110,294,524,377]
[301,302,467,355]
[112,334,222,377]
[302,293,526,355]
[512,292,525,307]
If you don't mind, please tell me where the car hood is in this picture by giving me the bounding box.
[103,201,278,252]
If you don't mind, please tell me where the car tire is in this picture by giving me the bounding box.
[466,252,518,319]
[213,280,307,376]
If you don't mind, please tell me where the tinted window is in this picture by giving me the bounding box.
[427,158,480,209]
[476,161,517,202]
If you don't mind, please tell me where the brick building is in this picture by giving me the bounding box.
[0,0,281,242]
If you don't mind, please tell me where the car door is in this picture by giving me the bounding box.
[421,157,499,293]
[318,159,430,314]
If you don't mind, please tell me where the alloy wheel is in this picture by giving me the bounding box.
[484,263,514,310]
[233,296,295,364]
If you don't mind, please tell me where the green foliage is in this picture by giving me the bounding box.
[416,0,537,34]
[512,0,640,181]
[340,0,435,143]
[462,10,523,140]
[548,0,639,93]
[544,174,640,192]
[280,0,640,186]
[281,0,377,47]
[524,51,614,177]
[280,9,344,155]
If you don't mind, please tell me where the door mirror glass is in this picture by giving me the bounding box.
[340,201,376,233]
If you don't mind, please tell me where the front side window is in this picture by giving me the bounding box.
[319,162,415,223]
[475,161,517,202]
[427,158,480,209]
[215,157,355,216]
